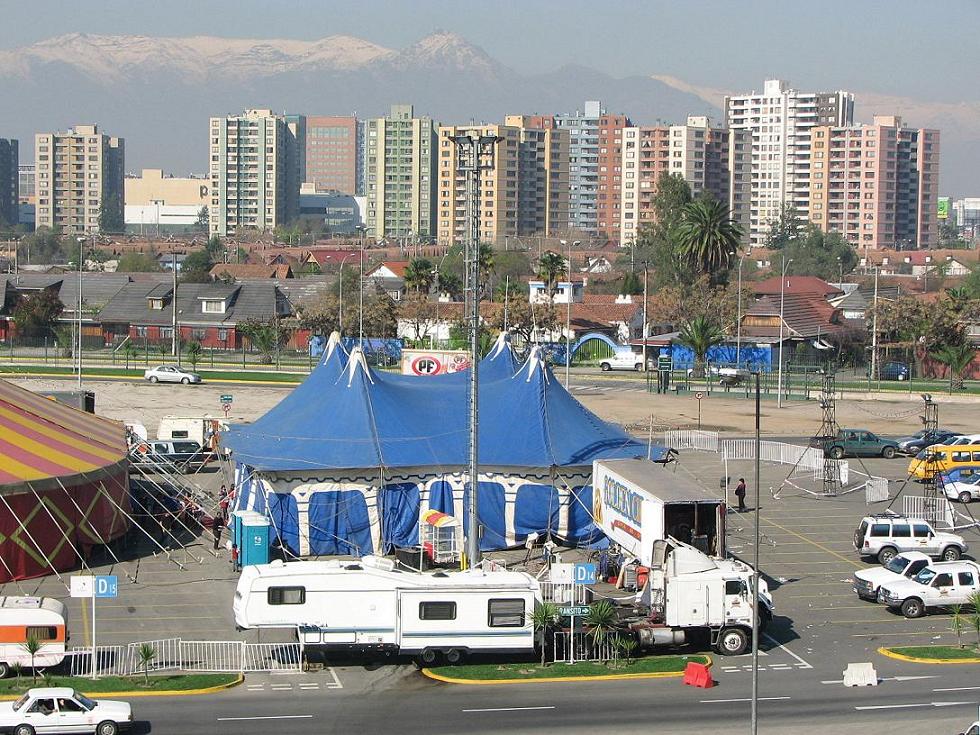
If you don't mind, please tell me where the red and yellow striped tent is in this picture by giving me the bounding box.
[0,379,130,582]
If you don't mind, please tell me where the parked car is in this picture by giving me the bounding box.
[0,687,132,735]
[853,513,968,563]
[894,429,959,455]
[132,440,208,472]
[143,364,202,384]
[959,719,979,735]
[937,433,980,446]
[599,350,644,372]
[852,551,932,601]
[878,560,980,617]
[879,361,910,381]
[811,429,899,459]
[941,473,980,504]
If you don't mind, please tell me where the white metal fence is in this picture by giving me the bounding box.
[64,638,302,676]
[903,495,955,528]
[664,430,720,452]
[723,439,824,473]
[540,581,589,605]
[552,631,619,663]
[865,478,890,504]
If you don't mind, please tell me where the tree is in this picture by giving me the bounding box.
[239,319,293,364]
[13,289,63,338]
[951,604,966,648]
[968,591,980,648]
[435,272,463,300]
[398,293,437,343]
[931,343,975,392]
[531,601,560,667]
[585,600,617,657]
[620,271,642,295]
[403,258,435,293]
[678,315,725,378]
[536,251,567,298]
[674,198,742,285]
[492,250,533,283]
[186,340,202,369]
[20,633,43,685]
[98,197,125,234]
[630,173,695,289]
[206,235,223,258]
[178,249,214,283]
[20,227,67,264]
[764,204,805,249]
[781,226,858,281]
[137,642,157,685]
[196,206,210,233]
[488,292,558,344]
[117,252,163,272]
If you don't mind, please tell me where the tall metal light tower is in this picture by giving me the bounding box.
[816,369,841,496]
[449,131,501,569]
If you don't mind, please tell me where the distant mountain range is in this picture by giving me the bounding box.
[0,31,974,195]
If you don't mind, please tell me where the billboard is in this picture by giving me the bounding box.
[938,197,950,220]
[401,349,471,376]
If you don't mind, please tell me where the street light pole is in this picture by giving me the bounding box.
[171,250,178,359]
[736,254,745,368]
[75,236,85,389]
[751,371,762,735]
[337,252,356,334]
[776,255,792,408]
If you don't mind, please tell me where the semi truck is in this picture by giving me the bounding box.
[593,458,726,564]
[233,555,540,665]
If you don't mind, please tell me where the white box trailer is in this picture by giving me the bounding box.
[233,556,540,664]
[156,415,227,451]
[593,458,726,566]
[0,597,69,678]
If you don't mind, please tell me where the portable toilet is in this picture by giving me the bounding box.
[230,510,250,550]
[240,513,271,567]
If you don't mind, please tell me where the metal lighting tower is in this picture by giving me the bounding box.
[75,237,86,388]
[450,131,501,569]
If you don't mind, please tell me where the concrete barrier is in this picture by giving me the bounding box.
[842,662,878,687]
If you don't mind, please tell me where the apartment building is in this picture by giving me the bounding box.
[619,117,751,245]
[436,124,521,247]
[34,125,125,234]
[208,109,300,237]
[305,116,359,194]
[504,115,570,237]
[0,138,16,227]
[809,115,940,249]
[364,105,439,241]
[725,79,854,246]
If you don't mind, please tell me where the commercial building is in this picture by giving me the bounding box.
[363,105,438,241]
[306,116,359,195]
[34,124,125,234]
[725,79,854,246]
[952,198,980,238]
[619,117,751,245]
[298,183,364,234]
[208,109,300,237]
[0,138,16,227]
[809,115,940,250]
[125,168,209,232]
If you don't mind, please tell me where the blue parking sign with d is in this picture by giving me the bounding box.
[572,563,596,585]
[95,575,118,598]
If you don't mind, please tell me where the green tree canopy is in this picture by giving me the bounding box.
[535,251,567,296]
[178,249,215,283]
[404,257,435,293]
[781,225,858,281]
[117,252,163,272]
[12,289,64,337]
[20,227,67,264]
[677,314,726,378]
[674,198,742,285]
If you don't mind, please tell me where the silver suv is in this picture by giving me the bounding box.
[853,513,967,564]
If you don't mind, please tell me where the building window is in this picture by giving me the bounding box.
[202,300,226,314]
[218,329,229,341]
[267,586,305,605]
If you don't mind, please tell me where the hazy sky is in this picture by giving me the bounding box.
[2,0,976,103]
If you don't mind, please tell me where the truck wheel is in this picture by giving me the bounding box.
[600,362,611,372]
[716,627,748,656]
[941,546,962,561]
[877,546,898,564]
[881,446,896,459]
[418,648,439,666]
[14,725,35,735]
[0,661,9,678]
[958,491,973,504]
[829,446,845,460]
[900,597,925,618]
[97,722,119,735]
[634,363,643,372]
[445,648,466,665]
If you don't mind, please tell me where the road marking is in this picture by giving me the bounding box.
[701,696,791,704]
[934,686,980,692]
[763,633,813,670]
[217,715,314,721]
[463,706,557,713]
[822,675,939,685]
[326,667,343,689]
[855,702,976,711]
[758,517,863,569]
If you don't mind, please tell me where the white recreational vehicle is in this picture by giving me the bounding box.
[234,556,540,664]
[0,597,69,678]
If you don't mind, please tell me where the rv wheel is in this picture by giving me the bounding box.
[445,649,466,665]
[418,648,439,666]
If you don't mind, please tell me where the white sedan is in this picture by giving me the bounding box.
[0,687,132,735]
[143,364,202,385]
[944,474,980,503]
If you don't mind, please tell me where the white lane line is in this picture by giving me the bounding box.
[934,686,980,692]
[763,633,813,670]
[463,706,557,713]
[701,697,792,704]
[217,715,314,721]
[855,702,976,711]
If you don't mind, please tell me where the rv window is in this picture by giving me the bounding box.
[26,626,57,641]
[419,601,457,620]
[268,586,306,605]
[488,598,525,627]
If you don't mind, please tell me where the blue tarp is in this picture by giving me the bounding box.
[226,339,663,472]
[308,491,374,556]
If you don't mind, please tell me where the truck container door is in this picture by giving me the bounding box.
[716,504,726,557]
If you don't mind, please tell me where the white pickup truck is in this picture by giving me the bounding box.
[878,560,980,618]
[852,552,931,602]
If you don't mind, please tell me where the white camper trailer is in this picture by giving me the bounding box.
[233,556,540,664]
[0,597,69,677]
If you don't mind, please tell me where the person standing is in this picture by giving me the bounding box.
[212,513,225,551]
[734,478,747,512]
[230,544,239,570]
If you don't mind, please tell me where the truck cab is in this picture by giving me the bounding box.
[878,560,980,617]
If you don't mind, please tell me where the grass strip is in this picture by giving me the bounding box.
[0,673,239,695]
[429,654,709,681]
[886,645,980,661]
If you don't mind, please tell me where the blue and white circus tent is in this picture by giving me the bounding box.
[225,332,669,557]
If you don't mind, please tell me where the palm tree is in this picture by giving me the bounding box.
[674,199,743,284]
[403,257,435,293]
[585,600,618,660]
[186,340,202,370]
[478,244,495,282]
[536,251,567,298]
[951,604,965,648]
[678,315,726,379]
[969,590,980,649]
[137,643,157,685]
[931,343,975,393]
[20,633,43,685]
[531,601,560,666]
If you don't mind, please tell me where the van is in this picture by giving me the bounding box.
[132,440,207,473]
[908,443,980,480]
[0,597,68,678]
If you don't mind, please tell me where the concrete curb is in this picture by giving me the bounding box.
[877,646,980,665]
[421,657,711,685]
[0,674,244,700]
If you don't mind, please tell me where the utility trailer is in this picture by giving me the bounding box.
[233,556,540,665]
